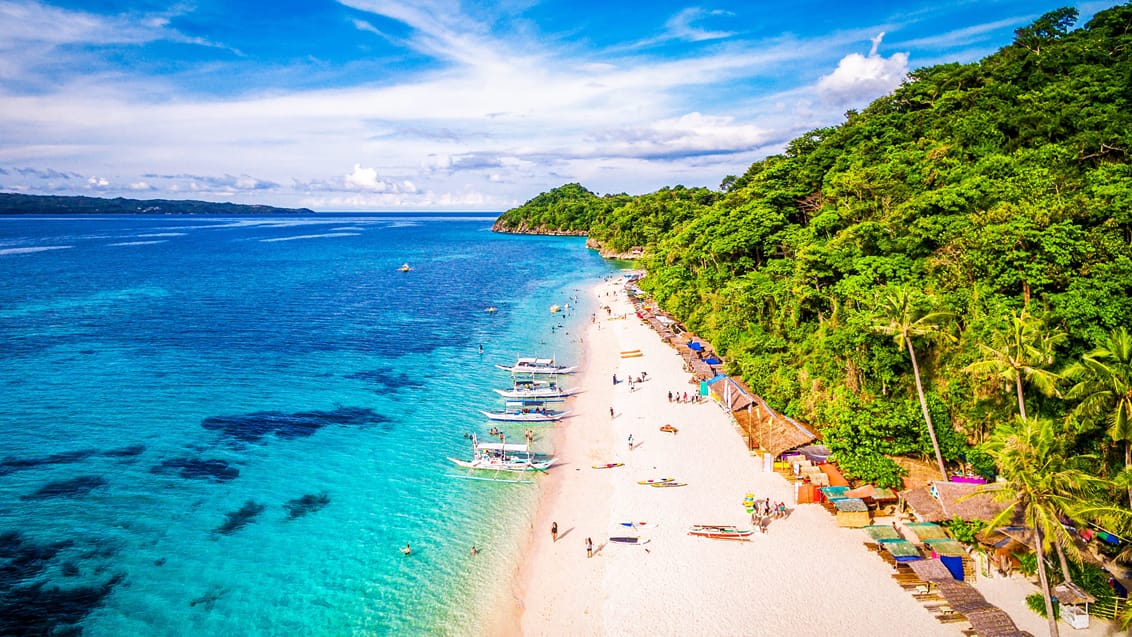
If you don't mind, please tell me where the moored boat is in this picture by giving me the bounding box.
[480,400,571,422]
[687,524,754,540]
[495,357,578,375]
[447,433,555,474]
[493,378,580,399]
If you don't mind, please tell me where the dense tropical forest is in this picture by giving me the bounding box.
[498,10,1132,620]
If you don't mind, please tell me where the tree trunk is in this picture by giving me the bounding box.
[1055,539,1072,586]
[907,337,947,480]
[1126,440,1131,507]
[1035,527,1061,637]
[1015,374,1028,420]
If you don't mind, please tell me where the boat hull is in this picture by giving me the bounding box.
[448,457,555,472]
[479,410,570,422]
[493,388,580,399]
[687,525,754,540]
[495,364,578,375]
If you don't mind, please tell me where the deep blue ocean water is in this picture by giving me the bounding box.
[0,214,613,636]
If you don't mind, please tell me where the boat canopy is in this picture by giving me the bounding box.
[475,442,530,453]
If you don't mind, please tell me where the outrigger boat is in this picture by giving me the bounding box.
[495,357,577,375]
[687,524,755,540]
[480,400,571,422]
[448,433,555,483]
[494,378,581,399]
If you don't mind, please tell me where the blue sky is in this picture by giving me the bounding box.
[0,0,1122,211]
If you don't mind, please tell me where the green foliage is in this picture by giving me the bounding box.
[943,517,984,545]
[497,6,1132,494]
[1026,592,1059,619]
[1017,551,1039,577]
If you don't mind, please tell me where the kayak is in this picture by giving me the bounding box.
[609,536,651,546]
[659,425,678,433]
[649,482,687,488]
[619,521,658,529]
[592,463,624,469]
[637,478,675,485]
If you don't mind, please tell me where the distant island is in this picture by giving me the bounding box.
[0,192,315,215]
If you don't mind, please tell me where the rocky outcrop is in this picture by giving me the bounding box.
[586,238,645,260]
[491,218,587,236]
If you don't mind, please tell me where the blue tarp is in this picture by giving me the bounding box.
[687,341,704,352]
[704,357,722,365]
[940,555,965,581]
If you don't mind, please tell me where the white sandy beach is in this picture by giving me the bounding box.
[506,277,1117,637]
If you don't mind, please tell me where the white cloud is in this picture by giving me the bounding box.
[344,164,387,191]
[1,0,1043,210]
[665,8,735,42]
[817,33,909,105]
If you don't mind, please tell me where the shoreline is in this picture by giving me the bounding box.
[511,277,968,636]
[509,278,616,635]
[492,275,1121,637]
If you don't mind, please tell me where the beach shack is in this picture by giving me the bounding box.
[899,480,1009,524]
[833,498,871,527]
[1052,582,1095,629]
[708,376,817,459]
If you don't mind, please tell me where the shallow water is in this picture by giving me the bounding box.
[0,213,612,636]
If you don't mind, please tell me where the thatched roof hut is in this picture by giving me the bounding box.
[900,481,1014,523]
[709,377,817,456]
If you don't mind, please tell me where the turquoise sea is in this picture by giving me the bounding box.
[0,214,613,636]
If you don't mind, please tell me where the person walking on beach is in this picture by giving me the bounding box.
[551,521,558,542]
[627,434,634,451]
[586,537,593,558]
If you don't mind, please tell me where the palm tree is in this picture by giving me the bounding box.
[965,309,1065,420]
[981,417,1129,637]
[872,286,955,480]
[1063,327,1132,506]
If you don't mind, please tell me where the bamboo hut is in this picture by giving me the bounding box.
[834,497,871,528]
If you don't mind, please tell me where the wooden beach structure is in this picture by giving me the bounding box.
[899,481,1010,524]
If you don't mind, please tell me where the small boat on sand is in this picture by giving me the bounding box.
[618,521,658,529]
[687,525,754,540]
[609,536,650,546]
[638,478,675,485]
[649,481,686,488]
[659,424,678,434]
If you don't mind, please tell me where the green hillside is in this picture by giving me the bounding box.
[496,6,1132,490]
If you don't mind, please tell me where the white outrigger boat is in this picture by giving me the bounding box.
[495,357,578,375]
[493,378,581,400]
[448,433,555,482]
[480,400,571,422]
